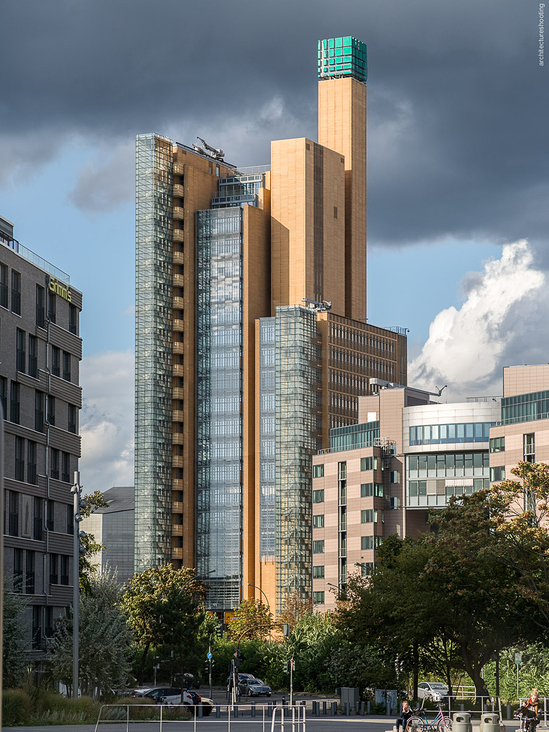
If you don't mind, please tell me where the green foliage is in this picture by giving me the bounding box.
[2,689,32,726]
[121,565,208,684]
[47,571,133,698]
[482,643,549,702]
[3,579,27,688]
[79,490,108,593]
[227,599,273,641]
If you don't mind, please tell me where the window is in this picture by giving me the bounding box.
[60,555,69,585]
[32,605,41,649]
[361,483,373,497]
[313,489,325,503]
[36,285,45,328]
[524,433,535,463]
[313,540,325,554]
[45,606,54,638]
[15,436,24,482]
[390,470,400,484]
[312,514,324,529]
[490,466,505,482]
[33,497,43,540]
[35,391,44,432]
[68,404,78,434]
[69,304,78,335]
[0,376,6,417]
[28,335,38,378]
[361,456,373,471]
[51,346,60,377]
[7,490,19,535]
[389,496,400,509]
[50,448,60,480]
[490,437,505,453]
[0,264,8,308]
[46,501,54,531]
[13,549,23,592]
[10,382,20,423]
[338,461,347,479]
[11,270,21,315]
[361,509,377,523]
[49,554,59,585]
[361,535,374,550]
[47,289,56,322]
[313,565,325,579]
[313,464,324,478]
[66,504,74,535]
[16,329,25,372]
[26,550,35,594]
[62,452,70,483]
[313,591,325,604]
[62,351,71,381]
[47,395,55,426]
[361,562,374,577]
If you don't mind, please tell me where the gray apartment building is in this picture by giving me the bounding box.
[0,214,82,663]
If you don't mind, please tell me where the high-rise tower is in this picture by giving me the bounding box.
[134,37,407,615]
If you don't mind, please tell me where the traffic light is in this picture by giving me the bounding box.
[216,625,223,638]
[290,660,295,671]
[283,661,289,674]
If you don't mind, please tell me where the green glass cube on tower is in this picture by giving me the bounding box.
[318,36,368,83]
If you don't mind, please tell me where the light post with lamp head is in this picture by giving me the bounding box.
[71,471,86,699]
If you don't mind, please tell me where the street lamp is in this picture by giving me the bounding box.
[71,471,85,700]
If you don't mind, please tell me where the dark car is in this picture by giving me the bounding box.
[238,678,272,697]
[136,688,213,715]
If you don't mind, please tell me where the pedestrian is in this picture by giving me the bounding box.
[396,700,414,732]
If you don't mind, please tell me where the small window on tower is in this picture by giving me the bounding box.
[334,206,338,219]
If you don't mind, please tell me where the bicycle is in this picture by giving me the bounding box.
[515,712,539,732]
[407,703,452,732]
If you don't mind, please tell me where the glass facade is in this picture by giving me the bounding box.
[501,390,549,425]
[259,318,275,558]
[196,207,243,611]
[275,306,321,614]
[406,452,490,507]
[212,174,265,209]
[409,422,493,446]
[330,421,379,451]
[318,37,368,83]
[135,134,174,570]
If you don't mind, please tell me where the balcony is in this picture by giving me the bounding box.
[173,342,184,355]
[173,206,184,220]
[173,163,184,176]
[173,184,184,198]
[172,478,183,490]
[173,229,184,243]
[173,410,184,422]
[172,455,183,468]
[173,295,184,309]
[173,318,184,332]
[172,363,184,377]
[173,387,184,400]
[173,251,184,265]
[172,432,184,445]
[172,501,183,514]
[172,524,183,536]
[172,547,183,560]
[173,273,184,287]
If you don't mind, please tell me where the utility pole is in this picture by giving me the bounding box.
[71,472,84,699]
[290,658,295,706]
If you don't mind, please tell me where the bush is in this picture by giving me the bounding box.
[3,689,32,726]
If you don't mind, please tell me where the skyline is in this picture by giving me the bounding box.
[1,0,547,493]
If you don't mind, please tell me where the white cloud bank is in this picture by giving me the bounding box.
[79,350,134,494]
[408,241,547,400]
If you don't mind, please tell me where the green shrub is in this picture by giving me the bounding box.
[2,689,32,726]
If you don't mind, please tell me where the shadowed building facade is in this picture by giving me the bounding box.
[134,37,407,615]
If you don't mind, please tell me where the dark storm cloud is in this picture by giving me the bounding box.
[2,0,547,244]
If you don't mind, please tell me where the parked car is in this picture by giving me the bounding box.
[135,687,213,715]
[417,682,449,702]
[238,678,272,697]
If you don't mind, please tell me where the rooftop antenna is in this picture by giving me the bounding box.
[197,137,225,160]
[435,385,448,397]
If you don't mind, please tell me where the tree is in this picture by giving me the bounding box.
[276,590,313,633]
[79,490,108,593]
[120,565,207,684]
[226,599,273,642]
[3,579,27,688]
[47,571,133,697]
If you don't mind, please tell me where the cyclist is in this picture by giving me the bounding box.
[518,688,540,732]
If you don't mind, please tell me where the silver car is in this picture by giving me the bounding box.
[417,682,449,702]
[238,678,272,697]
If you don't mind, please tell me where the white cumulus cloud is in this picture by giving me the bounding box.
[408,241,547,400]
[79,350,134,494]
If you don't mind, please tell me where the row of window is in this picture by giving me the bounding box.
[16,329,73,381]
[407,452,489,478]
[13,548,70,594]
[329,323,395,355]
[0,378,78,433]
[5,490,74,538]
[408,479,490,497]
[329,348,395,378]
[409,422,493,446]
[313,456,382,479]
[0,265,78,334]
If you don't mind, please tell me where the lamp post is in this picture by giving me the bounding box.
[71,472,83,699]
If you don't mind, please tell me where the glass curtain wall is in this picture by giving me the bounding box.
[196,207,243,611]
[275,306,321,614]
[259,318,275,559]
[135,134,173,570]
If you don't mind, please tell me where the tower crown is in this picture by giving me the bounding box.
[318,36,367,83]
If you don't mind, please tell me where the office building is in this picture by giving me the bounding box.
[312,381,500,610]
[134,37,407,614]
[80,485,135,586]
[0,214,82,659]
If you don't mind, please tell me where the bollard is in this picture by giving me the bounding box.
[215,705,220,718]
[507,706,511,720]
[345,702,350,716]
[356,701,360,714]
[233,705,238,718]
[251,703,256,718]
[461,704,465,711]
[323,701,327,715]
[331,701,337,716]
[361,701,366,716]
[367,701,371,715]
[198,704,203,718]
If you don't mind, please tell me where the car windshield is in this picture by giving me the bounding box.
[248,680,261,685]
[430,684,448,689]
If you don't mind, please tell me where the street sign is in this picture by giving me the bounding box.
[207,652,212,659]
[515,652,522,665]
